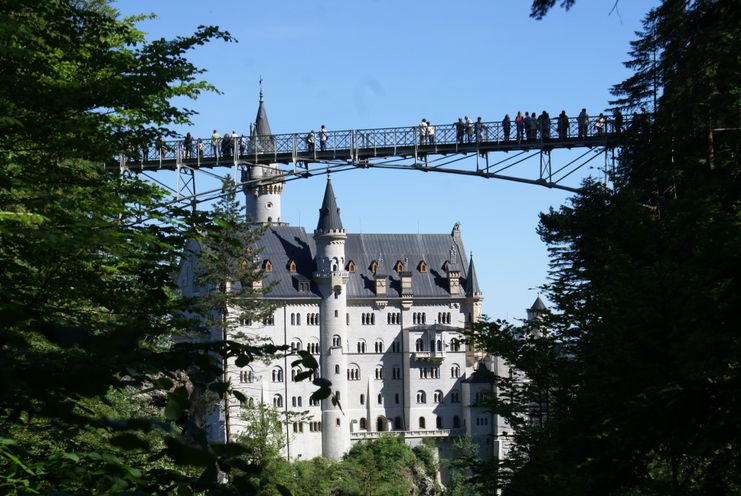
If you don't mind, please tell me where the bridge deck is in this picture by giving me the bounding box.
[116,115,631,173]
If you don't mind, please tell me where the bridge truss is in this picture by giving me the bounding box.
[115,115,626,211]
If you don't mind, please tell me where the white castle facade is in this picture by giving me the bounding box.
[179,93,543,463]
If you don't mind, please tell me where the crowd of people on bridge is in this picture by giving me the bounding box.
[127,106,651,163]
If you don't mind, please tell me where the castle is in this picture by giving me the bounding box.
[179,91,543,462]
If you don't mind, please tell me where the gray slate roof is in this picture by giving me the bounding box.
[466,254,481,296]
[316,179,343,233]
[257,225,476,300]
[531,296,547,310]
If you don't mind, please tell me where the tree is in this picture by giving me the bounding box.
[0,1,314,493]
[467,1,741,495]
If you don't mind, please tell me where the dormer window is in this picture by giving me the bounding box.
[394,260,404,273]
[240,259,249,270]
[442,260,450,271]
[418,260,427,273]
[347,260,356,272]
[370,260,378,274]
[288,259,297,273]
[263,259,273,272]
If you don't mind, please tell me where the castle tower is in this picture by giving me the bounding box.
[526,296,547,337]
[313,178,350,459]
[242,83,283,224]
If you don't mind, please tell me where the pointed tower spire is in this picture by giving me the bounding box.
[253,78,272,138]
[466,253,481,296]
[316,178,343,233]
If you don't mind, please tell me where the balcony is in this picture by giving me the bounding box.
[411,350,445,363]
[350,429,459,441]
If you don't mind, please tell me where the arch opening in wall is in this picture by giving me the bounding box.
[377,416,388,432]
[419,416,426,429]
[359,417,367,430]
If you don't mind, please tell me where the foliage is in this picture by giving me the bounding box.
[466,1,741,495]
[0,1,322,494]
[441,435,483,496]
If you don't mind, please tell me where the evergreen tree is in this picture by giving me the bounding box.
[469,1,741,495]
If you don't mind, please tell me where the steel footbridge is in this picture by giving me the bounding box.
[115,114,636,209]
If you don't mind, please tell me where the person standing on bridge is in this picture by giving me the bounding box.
[474,117,486,143]
[320,125,328,151]
[515,111,524,142]
[528,111,538,141]
[577,109,589,139]
[211,129,220,158]
[464,116,473,143]
[306,130,316,153]
[197,138,204,159]
[613,108,623,134]
[557,110,569,140]
[523,112,531,140]
[538,111,551,139]
[502,114,511,142]
[455,118,465,144]
[427,121,436,145]
[595,113,606,136]
[183,132,193,159]
[419,119,428,145]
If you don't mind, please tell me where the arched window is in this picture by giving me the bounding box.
[290,338,302,353]
[436,416,442,429]
[335,364,340,375]
[419,416,426,429]
[394,260,404,273]
[453,415,460,428]
[450,338,461,352]
[239,367,255,383]
[377,394,383,405]
[288,259,297,273]
[451,390,460,403]
[332,335,341,347]
[357,339,366,353]
[360,394,365,405]
[272,366,283,383]
[394,417,402,430]
[415,338,424,352]
[451,364,460,378]
[307,340,319,355]
[418,260,427,273]
[347,260,356,272]
[290,313,295,325]
[375,366,383,380]
[416,390,426,404]
[273,394,283,408]
[436,339,442,352]
[359,417,367,430]
[375,339,384,353]
[263,259,272,272]
[347,364,360,381]
[433,390,443,403]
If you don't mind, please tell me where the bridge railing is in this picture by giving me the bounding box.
[122,113,643,166]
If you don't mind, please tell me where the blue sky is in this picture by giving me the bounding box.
[115,0,658,320]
